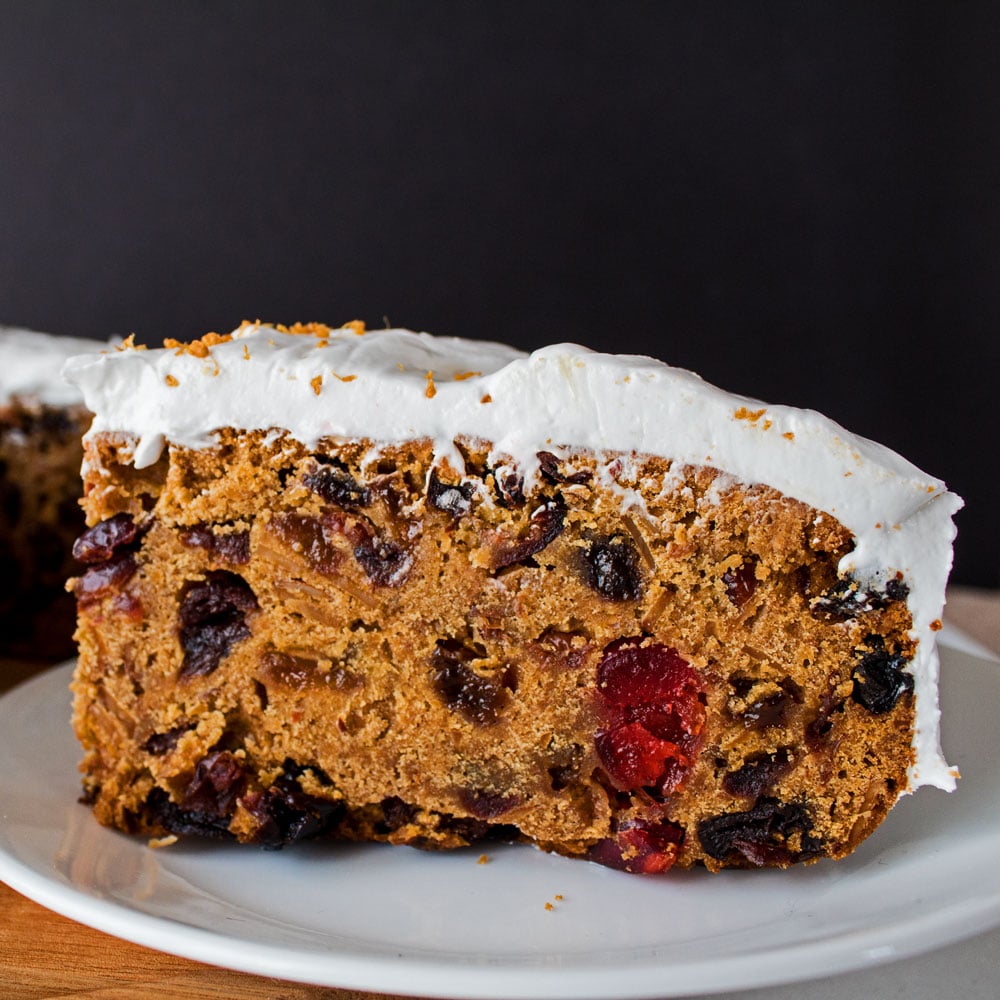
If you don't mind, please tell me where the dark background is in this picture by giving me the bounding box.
[1,2,996,586]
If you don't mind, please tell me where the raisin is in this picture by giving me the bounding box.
[458,787,522,819]
[141,722,196,756]
[697,797,822,866]
[302,462,371,508]
[349,524,411,586]
[490,467,525,507]
[431,638,508,725]
[583,535,643,601]
[145,787,234,840]
[242,774,344,849]
[260,649,360,692]
[805,683,846,746]
[427,469,473,517]
[589,818,685,874]
[722,556,758,609]
[492,495,567,569]
[270,512,343,575]
[178,571,258,679]
[722,748,794,798]
[180,524,251,564]
[182,751,247,816]
[852,641,914,714]
[72,513,137,563]
[537,451,591,485]
[378,796,419,832]
[73,550,138,604]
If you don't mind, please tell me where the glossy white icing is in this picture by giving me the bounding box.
[63,322,962,791]
[0,326,102,406]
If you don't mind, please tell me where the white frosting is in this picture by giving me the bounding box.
[63,323,962,791]
[0,326,104,406]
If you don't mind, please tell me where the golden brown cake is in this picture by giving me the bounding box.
[64,322,961,872]
[0,327,95,660]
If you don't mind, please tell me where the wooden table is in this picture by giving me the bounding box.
[2,587,998,1000]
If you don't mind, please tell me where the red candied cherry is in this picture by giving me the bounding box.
[589,818,685,874]
[595,639,705,795]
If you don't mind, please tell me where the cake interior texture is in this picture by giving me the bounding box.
[71,424,925,873]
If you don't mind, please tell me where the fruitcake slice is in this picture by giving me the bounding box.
[64,322,960,872]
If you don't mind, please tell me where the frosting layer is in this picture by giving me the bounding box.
[63,322,962,791]
[0,326,101,406]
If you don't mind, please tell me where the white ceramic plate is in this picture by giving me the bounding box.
[1,640,998,1000]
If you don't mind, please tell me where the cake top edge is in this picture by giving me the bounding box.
[0,325,105,406]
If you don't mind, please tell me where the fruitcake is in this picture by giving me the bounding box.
[0,326,96,660]
[63,321,961,872]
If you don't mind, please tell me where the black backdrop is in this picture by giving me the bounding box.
[1,2,996,586]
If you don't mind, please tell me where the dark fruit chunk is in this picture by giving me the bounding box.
[490,467,525,507]
[145,787,234,840]
[182,751,247,816]
[73,550,138,605]
[595,639,705,794]
[810,575,910,621]
[378,796,419,833]
[697,797,822,866]
[270,512,343,576]
[72,513,137,563]
[537,451,591,485]
[589,818,685,874]
[302,462,371,508]
[852,640,914,713]
[428,470,473,517]
[180,524,251,564]
[242,770,344,849]
[583,535,643,601]
[178,571,258,679]
[492,495,566,569]
[458,787,522,819]
[349,523,411,586]
[431,638,509,725]
[722,748,794,798]
[141,722,196,756]
[260,649,360,692]
[805,683,846,746]
[722,556,758,609]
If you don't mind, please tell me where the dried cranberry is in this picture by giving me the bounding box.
[73,550,138,604]
[431,638,508,725]
[722,556,758,609]
[537,451,591,485]
[697,797,822,866]
[583,535,643,601]
[180,524,251,564]
[72,513,137,564]
[722,748,794,798]
[589,818,685,874]
[428,470,473,517]
[595,640,705,794]
[492,495,567,569]
[177,571,258,679]
[145,787,234,840]
[852,640,913,714]
[302,461,371,508]
[182,751,247,816]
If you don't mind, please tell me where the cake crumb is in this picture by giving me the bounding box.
[477,853,490,865]
[930,619,943,631]
[164,374,179,387]
[734,406,767,423]
[148,835,178,849]
[783,431,795,440]
[425,371,437,398]
[480,393,493,404]
[544,902,554,911]
[332,372,358,383]
[310,375,323,396]
[453,371,481,381]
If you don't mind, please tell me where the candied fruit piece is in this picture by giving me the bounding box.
[589,818,684,874]
[852,639,914,714]
[141,722,196,756]
[302,461,371,508]
[458,787,522,819]
[74,550,138,605]
[697,797,822,866]
[595,639,705,794]
[180,524,251,564]
[583,535,643,601]
[242,770,344,849]
[537,450,591,485]
[722,556,758,609]
[428,470,473,517]
[145,787,233,840]
[491,495,566,569]
[182,751,247,816]
[72,512,137,563]
[722,748,794,798]
[431,638,509,725]
[178,571,258,679]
